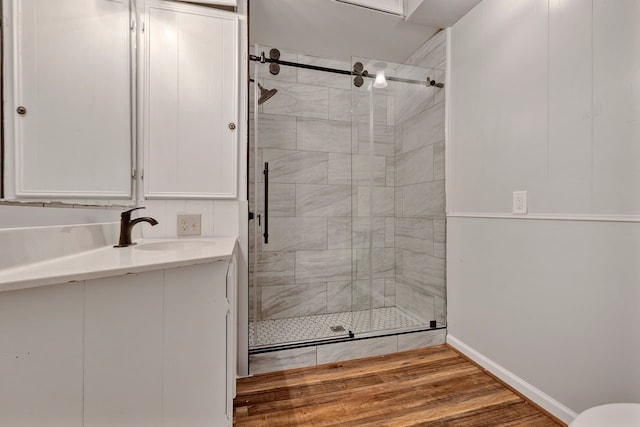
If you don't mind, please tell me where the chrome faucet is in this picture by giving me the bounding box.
[114,207,158,248]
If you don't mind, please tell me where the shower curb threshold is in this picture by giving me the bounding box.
[249,326,447,355]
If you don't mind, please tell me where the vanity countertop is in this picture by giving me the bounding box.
[0,237,237,293]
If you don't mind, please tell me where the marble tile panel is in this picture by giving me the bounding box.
[384,278,396,307]
[249,347,317,375]
[263,217,327,252]
[262,149,328,184]
[328,153,351,185]
[298,55,352,90]
[357,124,395,156]
[434,295,446,325]
[316,335,397,364]
[328,88,351,122]
[261,283,327,320]
[295,184,351,217]
[386,157,395,187]
[251,251,295,287]
[397,329,446,352]
[350,122,360,153]
[262,80,329,119]
[395,248,404,277]
[395,218,434,255]
[433,218,446,259]
[328,217,351,249]
[352,216,385,248]
[394,187,403,217]
[356,248,395,280]
[395,84,434,125]
[271,184,296,216]
[297,118,352,153]
[352,154,387,186]
[402,251,446,293]
[387,95,395,126]
[256,46,298,83]
[395,145,434,186]
[394,122,402,152]
[394,61,433,81]
[327,281,352,313]
[253,114,297,150]
[385,217,394,247]
[356,186,395,217]
[433,141,445,181]
[248,147,263,183]
[405,30,447,68]
[398,102,445,155]
[296,249,352,284]
[248,219,258,253]
[402,181,445,217]
[352,91,389,125]
[395,281,435,324]
[352,279,386,310]
[254,183,295,217]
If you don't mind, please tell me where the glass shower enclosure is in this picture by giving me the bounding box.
[249,46,446,350]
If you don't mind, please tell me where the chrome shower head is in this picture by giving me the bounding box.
[257,83,278,105]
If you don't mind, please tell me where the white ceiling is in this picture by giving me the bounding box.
[249,0,481,63]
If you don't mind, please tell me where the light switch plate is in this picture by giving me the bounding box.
[513,191,527,214]
[177,214,202,236]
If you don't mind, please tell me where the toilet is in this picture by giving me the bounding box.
[569,403,640,427]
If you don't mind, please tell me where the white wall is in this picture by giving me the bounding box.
[448,0,640,417]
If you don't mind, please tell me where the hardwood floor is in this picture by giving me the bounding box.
[234,345,565,426]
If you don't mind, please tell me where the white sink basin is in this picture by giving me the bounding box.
[134,240,215,252]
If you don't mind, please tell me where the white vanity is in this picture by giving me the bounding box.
[0,223,237,427]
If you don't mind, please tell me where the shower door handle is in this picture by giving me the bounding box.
[263,162,269,244]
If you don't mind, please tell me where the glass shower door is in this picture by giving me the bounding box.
[249,47,355,349]
[349,56,446,337]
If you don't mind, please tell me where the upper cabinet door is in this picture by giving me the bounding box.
[143,1,238,199]
[11,0,133,199]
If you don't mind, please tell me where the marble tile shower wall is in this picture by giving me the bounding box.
[249,47,397,322]
[393,30,447,325]
[250,32,446,326]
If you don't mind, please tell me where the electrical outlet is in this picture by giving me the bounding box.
[177,214,201,236]
[513,191,527,214]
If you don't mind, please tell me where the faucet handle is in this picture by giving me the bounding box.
[121,206,145,218]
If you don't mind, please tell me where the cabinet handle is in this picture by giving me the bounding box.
[228,123,236,130]
[17,106,27,115]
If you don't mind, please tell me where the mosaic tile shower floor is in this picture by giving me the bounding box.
[249,307,425,348]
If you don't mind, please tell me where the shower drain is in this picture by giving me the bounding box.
[330,325,346,333]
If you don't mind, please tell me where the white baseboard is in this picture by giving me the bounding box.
[447,335,578,424]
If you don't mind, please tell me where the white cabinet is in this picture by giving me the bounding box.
[163,263,231,426]
[142,1,239,199]
[7,0,133,199]
[0,283,85,427]
[84,271,164,427]
[0,261,235,427]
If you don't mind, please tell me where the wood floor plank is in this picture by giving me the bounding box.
[235,345,565,426]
